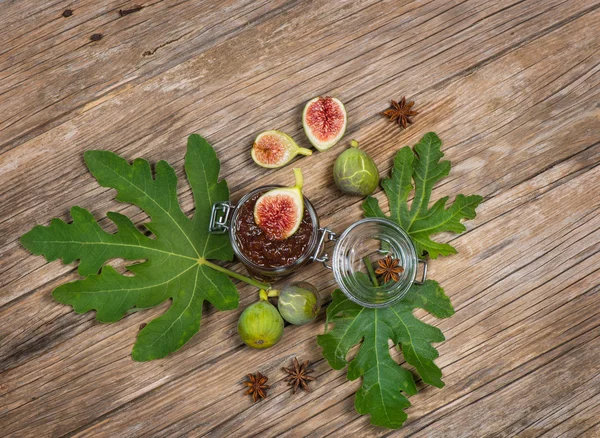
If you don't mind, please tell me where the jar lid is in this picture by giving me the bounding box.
[331,217,419,308]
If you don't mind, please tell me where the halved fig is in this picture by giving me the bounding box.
[302,96,347,151]
[251,130,312,168]
[254,168,304,240]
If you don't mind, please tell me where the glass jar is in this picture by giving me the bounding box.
[210,194,426,307]
[330,217,427,308]
[209,186,323,281]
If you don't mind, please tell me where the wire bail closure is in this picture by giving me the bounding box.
[415,259,428,285]
[209,202,232,234]
[311,227,337,269]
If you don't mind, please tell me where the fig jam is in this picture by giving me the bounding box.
[234,192,314,268]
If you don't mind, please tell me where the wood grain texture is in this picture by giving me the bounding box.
[1,0,599,436]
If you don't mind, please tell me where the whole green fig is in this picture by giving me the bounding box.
[333,140,379,196]
[238,299,284,349]
[278,282,321,325]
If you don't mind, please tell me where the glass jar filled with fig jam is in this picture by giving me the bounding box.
[210,186,325,281]
[210,189,427,307]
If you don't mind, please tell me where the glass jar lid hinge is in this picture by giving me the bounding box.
[209,202,232,234]
[415,258,428,285]
[311,227,337,269]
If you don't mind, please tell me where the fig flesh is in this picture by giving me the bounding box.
[251,130,312,168]
[333,140,379,196]
[254,168,304,240]
[278,282,321,325]
[238,300,284,349]
[302,96,347,151]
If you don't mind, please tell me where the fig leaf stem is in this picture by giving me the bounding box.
[259,289,279,301]
[350,139,360,148]
[200,258,271,290]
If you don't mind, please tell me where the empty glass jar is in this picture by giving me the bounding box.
[330,217,427,308]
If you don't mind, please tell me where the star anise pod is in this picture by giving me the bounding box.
[381,97,418,129]
[375,255,404,282]
[243,372,270,402]
[282,357,316,394]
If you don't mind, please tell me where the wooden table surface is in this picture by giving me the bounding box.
[1,1,599,437]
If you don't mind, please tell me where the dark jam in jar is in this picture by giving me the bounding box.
[234,192,314,268]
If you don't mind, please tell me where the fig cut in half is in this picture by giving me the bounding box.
[251,130,312,168]
[254,168,304,240]
[302,96,347,151]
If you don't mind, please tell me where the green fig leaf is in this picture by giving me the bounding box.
[318,283,454,429]
[20,135,246,361]
[362,132,483,258]
[319,133,482,429]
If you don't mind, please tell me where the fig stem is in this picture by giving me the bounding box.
[200,258,271,290]
[259,289,279,301]
[363,256,379,287]
[350,139,359,148]
[292,167,303,189]
[297,147,313,156]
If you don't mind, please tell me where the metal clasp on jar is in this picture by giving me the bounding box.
[415,259,428,285]
[311,227,337,269]
[209,201,232,234]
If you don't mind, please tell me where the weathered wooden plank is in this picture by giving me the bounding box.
[1,0,599,436]
[410,334,600,438]
[0,0,297,146]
